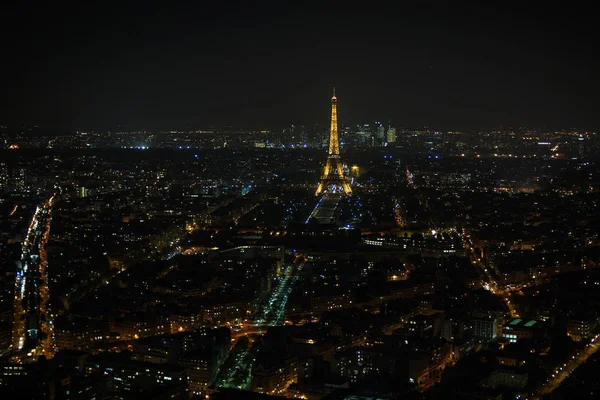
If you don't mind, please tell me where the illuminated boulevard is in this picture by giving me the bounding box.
[526,334,600,399]
[11,195,56,363]
[215,262,303,391]
[462,233,520,319]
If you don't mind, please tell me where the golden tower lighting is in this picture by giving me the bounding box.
[315,88,352,196]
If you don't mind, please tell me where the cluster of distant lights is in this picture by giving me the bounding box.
[120,145,195,149]
[122,144,328,150]
[121,145,150,150]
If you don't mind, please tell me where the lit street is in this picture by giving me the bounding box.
[462,233,520,318]
[528,334,600,399]
[11,195,56,362]
[216,262,303,390]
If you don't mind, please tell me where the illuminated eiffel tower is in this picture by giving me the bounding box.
[315,88,352,196]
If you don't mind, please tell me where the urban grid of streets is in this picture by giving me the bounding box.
[405,168,600,394]
[213,166,596,396]
[11,195,56,362]
[6,167,598,397]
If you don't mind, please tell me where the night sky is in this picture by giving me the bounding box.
[1,2,598,131]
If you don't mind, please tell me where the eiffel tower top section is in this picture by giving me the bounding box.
[328,87,340,156]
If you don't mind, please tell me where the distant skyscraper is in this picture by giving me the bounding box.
[578,136,585,159]
[16,168,26,192]
[0,163,7,192]
[375,122,385,142]
[356,124,372,146]
[387,127,397,143]
[341,126,351,148]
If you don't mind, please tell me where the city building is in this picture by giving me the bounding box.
[567,315,600,342]
[472,317,498,341]
[502,318,541,343]
[387,127,397,143]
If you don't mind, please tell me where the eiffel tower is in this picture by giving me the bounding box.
[315,88,352,196]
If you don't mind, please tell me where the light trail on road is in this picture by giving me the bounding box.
[252,264,301,326]
[462,234,519,318]
[216,263,303,390]
[11,195,56,362]
[527,334,600,399]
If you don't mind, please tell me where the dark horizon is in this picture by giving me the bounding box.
[1,2,598,132]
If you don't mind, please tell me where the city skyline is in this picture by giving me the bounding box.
[2,2,600,398]
[1,2,599,131]
[2,73,600,398]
